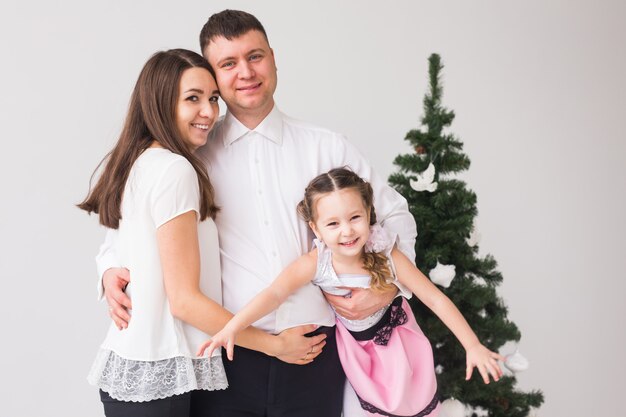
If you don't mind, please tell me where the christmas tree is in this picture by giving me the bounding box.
[389,54,544,417]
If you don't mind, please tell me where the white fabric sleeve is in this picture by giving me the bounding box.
[385,233,412,299]
[150,158,200,228]
[332,134,417,264]
[95,227,121,301]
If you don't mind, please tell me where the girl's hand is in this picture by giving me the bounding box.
[466,343,506,383]
[197,326,237,361]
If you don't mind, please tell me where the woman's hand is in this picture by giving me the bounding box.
[273,324,327,365]
[465,343,506,383]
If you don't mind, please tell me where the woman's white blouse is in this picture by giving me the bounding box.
[87,148,227,401]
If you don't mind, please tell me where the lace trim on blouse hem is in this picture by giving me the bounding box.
[87,349,228,402]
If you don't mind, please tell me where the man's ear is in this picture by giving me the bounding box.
[270,47,277,71]
[309,221,321,240]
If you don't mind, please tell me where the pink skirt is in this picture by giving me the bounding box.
[335,297,440,417]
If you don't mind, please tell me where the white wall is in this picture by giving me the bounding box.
[1,1,624,416]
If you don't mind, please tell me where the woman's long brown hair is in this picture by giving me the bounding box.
[78,49,219,228]
[297,167,396,292]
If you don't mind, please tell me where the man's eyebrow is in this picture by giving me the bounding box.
[217,56,236,65]
[216,48,267,66]
[212,89,220,95]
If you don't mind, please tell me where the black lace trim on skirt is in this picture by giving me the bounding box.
[357,391,439,417]
[349,297,407,346]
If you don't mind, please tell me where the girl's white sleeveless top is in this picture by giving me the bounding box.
[311,229,412,332]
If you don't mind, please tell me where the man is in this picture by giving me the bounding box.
[99,9,417,417]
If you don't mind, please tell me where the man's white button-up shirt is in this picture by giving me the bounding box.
[195,106,416,333]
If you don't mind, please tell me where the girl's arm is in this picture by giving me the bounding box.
[158,211,325,363]
[390,248,505,384]
[198,249,318,361]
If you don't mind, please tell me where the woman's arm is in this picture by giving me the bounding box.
[198,249,318,360]
[158,211,324,362]
[390,248,505,383]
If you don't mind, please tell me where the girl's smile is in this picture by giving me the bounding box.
[309,188,371,262]
[340,238,360,247]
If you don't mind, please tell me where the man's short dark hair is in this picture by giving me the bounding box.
[199,9,269,55]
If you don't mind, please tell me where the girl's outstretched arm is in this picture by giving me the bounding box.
[390,248,506,384]
[198,250,319,361]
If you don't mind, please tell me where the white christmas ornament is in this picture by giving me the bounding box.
[435,365,444,374]
[505,349,530,372]
[473,406,489,417]
[478,309,487,318]
[527,406,540,417]
[410,163,438,192]
[429,261,456,288]
[472,275,488,286]
[439,398,467,417]
[467,228,481,247]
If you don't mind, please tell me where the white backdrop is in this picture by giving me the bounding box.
[1,1,624,416]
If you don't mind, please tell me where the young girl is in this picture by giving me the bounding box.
[199,167,504,417]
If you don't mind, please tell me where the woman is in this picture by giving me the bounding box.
[78,49,319,416]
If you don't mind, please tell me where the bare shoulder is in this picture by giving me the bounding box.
[304,247,318,260]
[390,247,410,264]
[279,249,318,274]
[298,248,319,269]
[274,248,318,287]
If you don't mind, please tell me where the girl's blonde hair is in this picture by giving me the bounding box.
[297,167,396,292]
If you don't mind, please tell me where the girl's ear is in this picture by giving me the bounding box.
[309,221,322,240]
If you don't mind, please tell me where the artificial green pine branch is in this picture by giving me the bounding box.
[389,53,544,415]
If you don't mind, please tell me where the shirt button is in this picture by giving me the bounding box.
[255,158,260,164]
[258,189,262,195]
[264,220,269,226]
[272,251,277,257]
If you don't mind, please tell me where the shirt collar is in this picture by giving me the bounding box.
[222,105,283,147]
